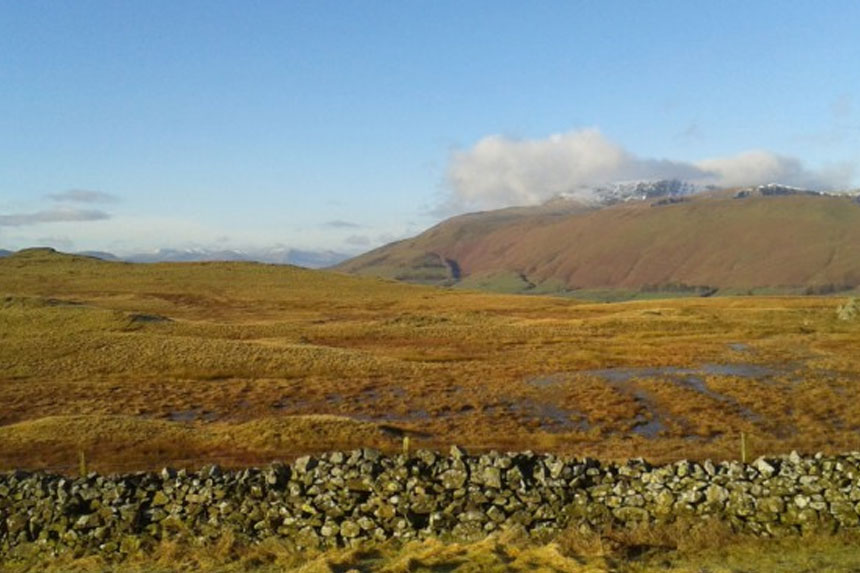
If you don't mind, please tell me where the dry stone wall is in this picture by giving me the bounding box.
[3,447,860,558]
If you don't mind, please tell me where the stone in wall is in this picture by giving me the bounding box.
[2,447,860,560]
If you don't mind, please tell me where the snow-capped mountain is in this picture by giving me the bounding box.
[553,179,860,207]
[733,183,859,199]
[556,179,703,206]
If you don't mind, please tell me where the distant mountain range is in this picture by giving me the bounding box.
[337,182,860,295]
[0,247,350,268]
[120,247,350,268]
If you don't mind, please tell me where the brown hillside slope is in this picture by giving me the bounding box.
[337,192,860,292]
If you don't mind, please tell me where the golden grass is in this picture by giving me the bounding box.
[2,249,860,471]
[0,414,400,473]
[6,522,860,572]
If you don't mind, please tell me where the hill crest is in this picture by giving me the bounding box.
[337,186,860,295]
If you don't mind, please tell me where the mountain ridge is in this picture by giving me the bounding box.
[337,183,860,295]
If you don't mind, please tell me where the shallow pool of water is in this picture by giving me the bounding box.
[167,409,217,423]
[525,362,785,436]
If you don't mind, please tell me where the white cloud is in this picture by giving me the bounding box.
[47,189,119,203]
[694,151,843,190]
[443,129,855,212]
[323,220,362,229]
[446,129,626,210]
[344,234,371,246]
[0,208,110,226]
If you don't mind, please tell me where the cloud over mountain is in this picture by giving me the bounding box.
[444,129,854,212]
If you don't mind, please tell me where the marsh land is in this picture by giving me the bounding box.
[2,248,860,471]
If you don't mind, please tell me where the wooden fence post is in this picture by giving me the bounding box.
[78,450,88,477]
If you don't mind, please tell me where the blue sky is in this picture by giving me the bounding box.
[2,1,859,255]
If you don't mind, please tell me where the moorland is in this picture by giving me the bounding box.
[2,247,860,475]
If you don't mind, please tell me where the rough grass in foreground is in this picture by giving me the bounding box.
[5,522,860,572]
[0,415,397,473]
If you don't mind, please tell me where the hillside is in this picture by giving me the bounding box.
[337,188,860,296]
